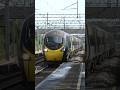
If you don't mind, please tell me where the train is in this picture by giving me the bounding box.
[42,30,83,63]
[20,14,35,87]
[85,22,115,76]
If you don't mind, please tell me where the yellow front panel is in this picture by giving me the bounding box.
[23,59,35,81]
[23,48,35,82]
[45,48,64,61]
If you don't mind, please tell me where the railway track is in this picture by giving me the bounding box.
[35,65,59,86]
[35,66,48,74]
[35,55,46,74]
[35,54,59,86]
[35,55,44,65]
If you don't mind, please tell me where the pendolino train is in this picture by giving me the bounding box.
[20,14,34,87]
[42,30,83,63]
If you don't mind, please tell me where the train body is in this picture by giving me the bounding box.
[20,14,35,85]
[86,22,115,75]
[42,30,82,62]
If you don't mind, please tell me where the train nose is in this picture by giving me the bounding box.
[44,48,64,61]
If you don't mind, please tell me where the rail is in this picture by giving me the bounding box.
[35,56,44,65]
[35,66,48,75]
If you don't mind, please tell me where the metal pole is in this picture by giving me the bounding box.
[64,17,65,30]
[47,12,48,29]
[77,0,78,18]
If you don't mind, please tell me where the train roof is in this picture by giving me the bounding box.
[44,30,82,41]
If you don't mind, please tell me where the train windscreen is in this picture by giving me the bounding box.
[44,36,63,50]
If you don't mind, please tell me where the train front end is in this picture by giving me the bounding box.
[43,31,65,62]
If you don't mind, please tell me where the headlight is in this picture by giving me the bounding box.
[22,53,30,60]
[44,48,48,52]
[60,47,65,51]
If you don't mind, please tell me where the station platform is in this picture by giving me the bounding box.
[35,62,85,90]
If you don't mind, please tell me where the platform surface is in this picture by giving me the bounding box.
[35,62,85,90]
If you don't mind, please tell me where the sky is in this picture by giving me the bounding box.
[35,0,85,14]
[35,0,85,30]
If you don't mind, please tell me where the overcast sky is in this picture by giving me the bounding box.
[35,0,85,14]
